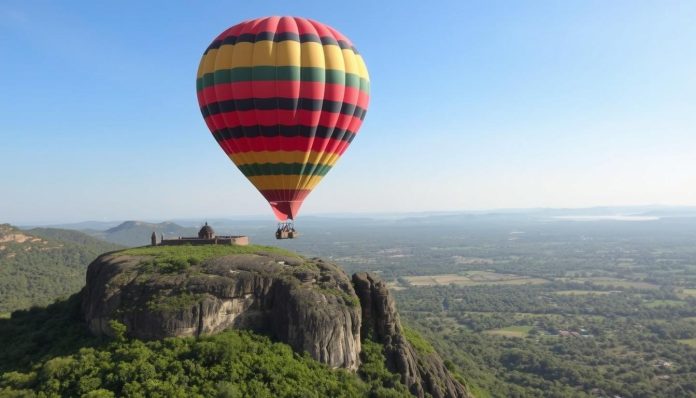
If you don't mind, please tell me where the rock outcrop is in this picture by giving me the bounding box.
[82,250,361,370]
[82,247,470,397]
[353,272,471,398]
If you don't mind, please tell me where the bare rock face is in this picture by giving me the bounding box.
[82,250,361,370]
[353,272,472,398]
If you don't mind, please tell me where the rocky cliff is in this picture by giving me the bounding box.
[82,245,470,397]
[353,273,471,398]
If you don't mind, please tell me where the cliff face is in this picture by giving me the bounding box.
[353,273,472,398]
[82,250,361,370]
[82,246,470,397]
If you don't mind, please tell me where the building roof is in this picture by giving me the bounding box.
[198,222,215,238]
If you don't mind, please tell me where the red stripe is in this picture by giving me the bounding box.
[197,82,362,105]
[356,89,369,110]
[261,188,311,220]
[294,17,318,37]
[215,23,244,42]
[325,24,351,45]
[200,77,246,156]
[306,19,333,39]
[205,110,363,131]
[218,136,347,154]
[216,17,345,43]
[277,16,300,36]
[254,17,280,36]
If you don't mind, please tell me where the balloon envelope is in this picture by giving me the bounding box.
[196,16,370,221]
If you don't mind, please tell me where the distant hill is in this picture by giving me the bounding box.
[89,221,198,247]
[39,220,124,231]
[0,224,123,313]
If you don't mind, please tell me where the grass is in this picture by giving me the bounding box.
[402,327,435,354]
[679,288,696,298]
[121,244,299,264]
[317,287,360,307]
[678,338,696,348]
[483,325,533,338]
[147,291,207,312]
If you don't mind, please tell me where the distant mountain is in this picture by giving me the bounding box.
[89,221,198,247]
[0,224,123,313]
[39,220,124,231]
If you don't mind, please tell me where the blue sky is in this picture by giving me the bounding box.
[1,1,695,224]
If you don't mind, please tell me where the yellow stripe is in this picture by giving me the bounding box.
[248,175,324,190]
[198,42,367,77]
[278,41,301,67]
[252,40,277,66]
[230,152,257,167]
[197,49,218,78]
[340,49,359,76]
[323,45,344,71]
[219,42,253,68]
[229,151,341,166]
[301,42,325,69]
[356,55,370,81]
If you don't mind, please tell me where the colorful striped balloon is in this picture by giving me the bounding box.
[196,16,370,221]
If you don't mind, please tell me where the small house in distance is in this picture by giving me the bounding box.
[150,222,249,246]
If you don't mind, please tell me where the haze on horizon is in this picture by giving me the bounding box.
[1,1,695,225]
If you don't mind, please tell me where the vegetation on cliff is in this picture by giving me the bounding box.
[0,295,411,398]
[120,244,298,263]
[1,241,470,398]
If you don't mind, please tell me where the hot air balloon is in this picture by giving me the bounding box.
[196,16,370,238]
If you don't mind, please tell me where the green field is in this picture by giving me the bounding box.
[554,290,618,296]
[679,288,696,298]
[678,338,696,348]
[643,299,686,308]
[570,277,659,290]
[484,326,533,338]
[404,271,547,287]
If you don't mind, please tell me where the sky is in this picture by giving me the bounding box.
[1,1,695,224]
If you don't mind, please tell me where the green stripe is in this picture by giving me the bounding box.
[196,66,370,94]
[237,162,333,177]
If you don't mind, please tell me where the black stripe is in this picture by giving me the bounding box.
[212,124,357,142]
[204,32,358,54]
[201,98,366,118]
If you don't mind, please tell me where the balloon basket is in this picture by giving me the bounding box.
[276,222,298,240]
